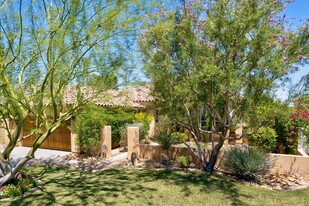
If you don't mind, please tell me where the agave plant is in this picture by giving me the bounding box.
[222,147,272,180]
[151,130,176,164]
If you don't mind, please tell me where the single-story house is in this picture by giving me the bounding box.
[0,84,156,152]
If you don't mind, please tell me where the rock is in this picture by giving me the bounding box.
[288,177,296,182]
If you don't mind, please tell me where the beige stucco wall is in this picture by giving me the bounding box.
[138,144,309,177]
[138,144,223,168]
[269,154,309,177]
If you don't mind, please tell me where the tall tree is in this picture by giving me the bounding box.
[0,0,146,185]
[140,0,309,171]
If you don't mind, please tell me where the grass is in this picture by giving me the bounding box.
[1,165,309,206]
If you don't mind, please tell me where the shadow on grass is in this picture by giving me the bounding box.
[7,166,157,206]
[6,165,251,206]
[135,169,251,206]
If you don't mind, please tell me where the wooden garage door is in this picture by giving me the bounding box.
[23,118,71,151]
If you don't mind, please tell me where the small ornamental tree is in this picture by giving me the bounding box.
[0,0,147,185]
[139,0,309,171]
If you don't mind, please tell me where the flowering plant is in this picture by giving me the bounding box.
[0,176,37,199]
[290,108,309,143]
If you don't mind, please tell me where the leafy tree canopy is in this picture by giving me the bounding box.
[0,0,147,185]
[139,0,309,171]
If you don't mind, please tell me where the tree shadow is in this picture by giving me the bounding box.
[7,166,157,206]
[6,166,250,206]
[135,169,251,206]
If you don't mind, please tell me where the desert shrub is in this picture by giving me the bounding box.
[155,115,176,134]
[119,123,130,148]
[171,132,188,144]
[151,130,175,165]
[178,156,191,168]
[152,130,175,151]
[222,147,272,180]
[134,112,153,140]
[247,127,277,152]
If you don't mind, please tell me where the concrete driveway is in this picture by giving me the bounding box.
[0,146,71,175]
[10,146,71,160]
[1,146,127,172]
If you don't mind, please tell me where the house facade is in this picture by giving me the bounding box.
[0,85,155,152]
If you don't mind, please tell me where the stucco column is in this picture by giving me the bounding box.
[101,126,112,158]
[70,118,80,153]
[127,127,139,160]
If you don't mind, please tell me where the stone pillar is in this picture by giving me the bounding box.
[70,118,80,153]
[127,127,139,160]
[101,126,112,158]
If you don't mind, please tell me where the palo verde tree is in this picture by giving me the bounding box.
[0,0,146,185]
[139,0,309,171]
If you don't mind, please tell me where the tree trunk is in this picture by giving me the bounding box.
[205,137,224,172]
[205,147,219,171]
[0,171,16,186]
[0,156,33,186]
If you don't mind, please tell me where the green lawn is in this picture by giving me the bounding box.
[2,166,309,206]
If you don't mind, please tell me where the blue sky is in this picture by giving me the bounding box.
[277,0,309,100]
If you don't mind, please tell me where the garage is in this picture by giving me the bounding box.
[22,118,71,151]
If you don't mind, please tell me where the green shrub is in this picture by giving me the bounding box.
[222,147,272,180]
[75,104,135,152]
[75,104,105,155]
[171,132,187,144]
[248,127,277,152]
[178,156,191,168]
[102,108,134,149]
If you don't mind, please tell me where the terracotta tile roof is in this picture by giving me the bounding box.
[64,84,154,109]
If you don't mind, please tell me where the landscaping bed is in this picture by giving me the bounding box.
[107,159,309,191]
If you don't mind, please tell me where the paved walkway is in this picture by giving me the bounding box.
[2,146,128,173]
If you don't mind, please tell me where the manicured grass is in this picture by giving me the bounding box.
[2,165,309,206]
